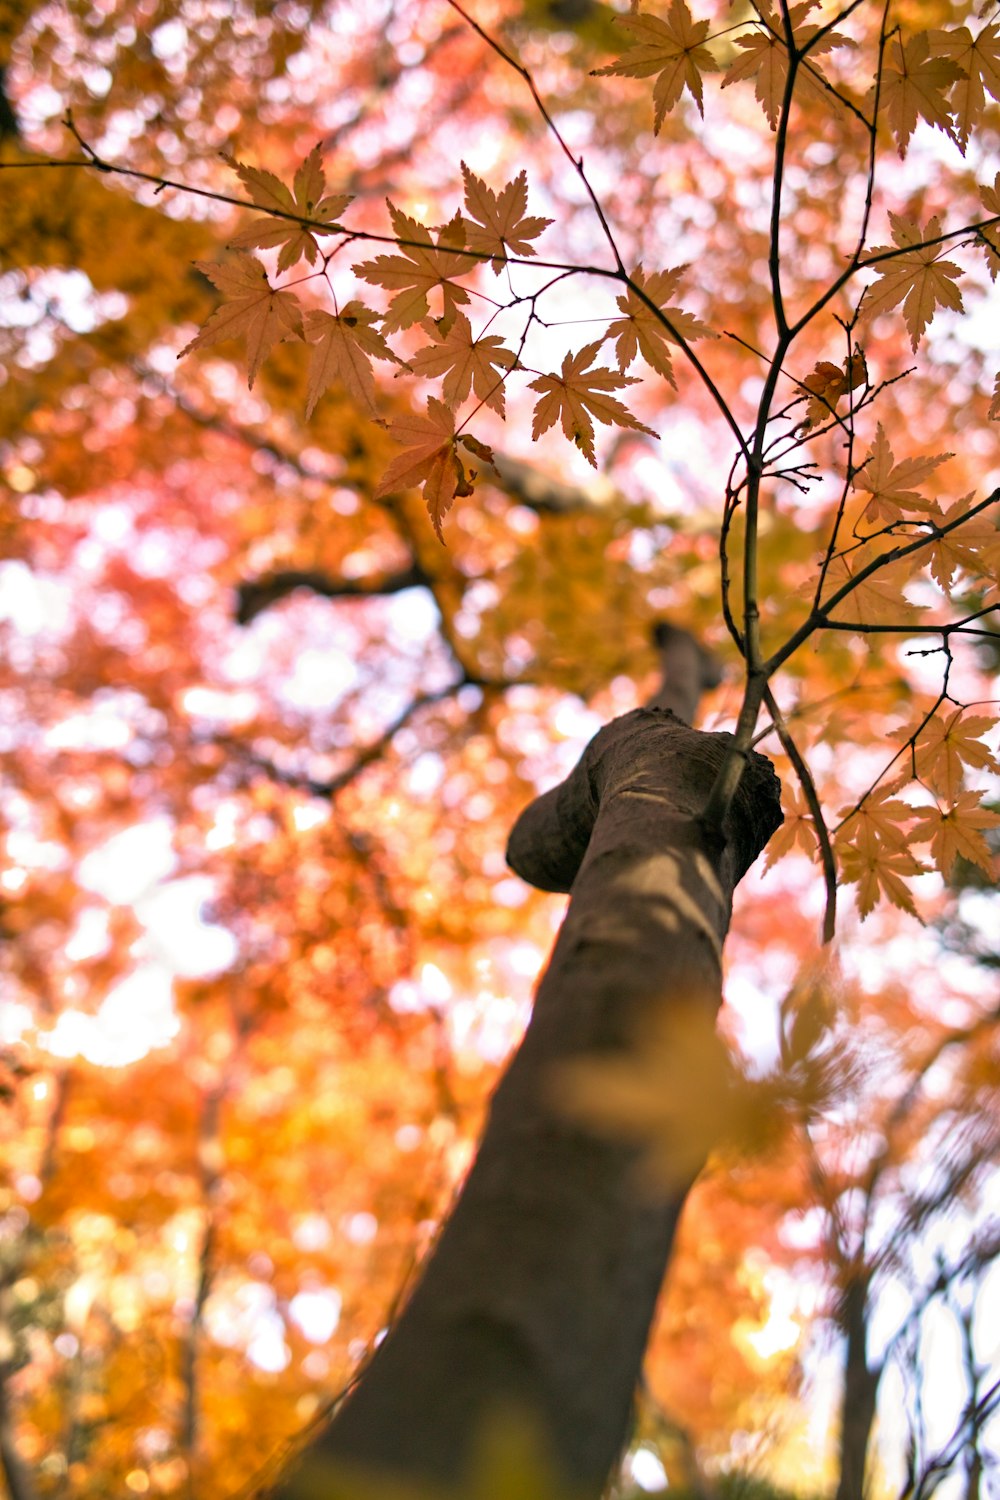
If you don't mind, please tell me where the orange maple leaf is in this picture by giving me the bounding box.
[224,145,352,272]
[907,708,1000,801]
[180,255,302,387]
[926,23,1000,152]
[375,399,489,540]
[592,0,719,131]
[410,313,516,416]
[763,782,820,870]
[908,792,1000,878]
[529,341,657,467]
[874,31,964,156]
[800,350,867,430]
[978,174,1000,281]
[821,546,922,627]
[604,264,715,385]
[303,305,398,420]
[837,840,925,919]
[836,793,926,919]
[354,204,472,334]
[864,213,964,351]
[852,424,951,524]
[921,493,1000,592]
[460,165,552,274]
[722,1,852,130]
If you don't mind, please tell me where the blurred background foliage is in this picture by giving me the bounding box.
[0,1,998,1497]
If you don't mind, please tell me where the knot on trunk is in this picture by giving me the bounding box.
[506,710,782,894]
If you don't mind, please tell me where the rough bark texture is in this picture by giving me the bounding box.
[278,705,781,1497]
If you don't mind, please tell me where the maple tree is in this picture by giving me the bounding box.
[1,0,1000,1498]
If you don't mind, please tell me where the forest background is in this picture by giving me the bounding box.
[1,0,1000,1498]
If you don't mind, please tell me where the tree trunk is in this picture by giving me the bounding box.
[276,705,781,1497]
[0,1372,37,1500]
[834,1276,881,1500]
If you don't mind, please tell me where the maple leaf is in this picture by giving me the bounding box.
[375,398,490,540]
[354,204,472,334]
[410,313,516,415]
[722,2,852,130]
[978,174,1000,281]
[908,792,1000,878]
[821,546,922,627]
[303,304,398,420]
[837,840,925,918]
[801,350,867,430]
[763,782,820,869]
[864,213,964,351]
[927,24,1000,151]
[180,255,302,387]
[528,340,657,467]
[991,372,1000,419]
[224,145,352,272]
[852,423,951,524]
[592,0,719,131]
[293,1409,577,1500]
[553,1001,763,1190]
[460,165,553,274]
[836,793,926,919]
[604,264,715,385]
[875,31,964,156]
[907,708,1000,801]
[922,493,1000,591]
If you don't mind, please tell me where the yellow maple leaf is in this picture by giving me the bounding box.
[278,1408,579,1500]
[864,213,964,350]
[224,144,352,272]
[376,399,488,540]
[303,304,398,420]
[852,423,951,524]
[874,31,964,156]
[459,164,552,274]
[721,1,852,130]
[592,0,719,131]
[908,707,1000,801]
[908,792,1000,878]
[529,340,658,467]
[410,312,516,415]
[180,255,302,387]
[355,204,472,334]
[553,1001,763,1191]
[927,23,1000,151]
[604,263,715,385]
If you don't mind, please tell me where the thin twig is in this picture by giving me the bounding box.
[762,684,838,943]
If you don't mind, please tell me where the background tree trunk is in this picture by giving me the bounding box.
[834,1276,881,1500]
[276,708,781,1496]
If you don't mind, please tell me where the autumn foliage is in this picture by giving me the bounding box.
[1,0,999,1497]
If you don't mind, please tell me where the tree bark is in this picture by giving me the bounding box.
[276,705,781,1497]
[0,1371,37,1500]
[834,1275,881,1500]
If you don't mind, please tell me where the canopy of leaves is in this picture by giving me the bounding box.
[1,1,998,1498]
